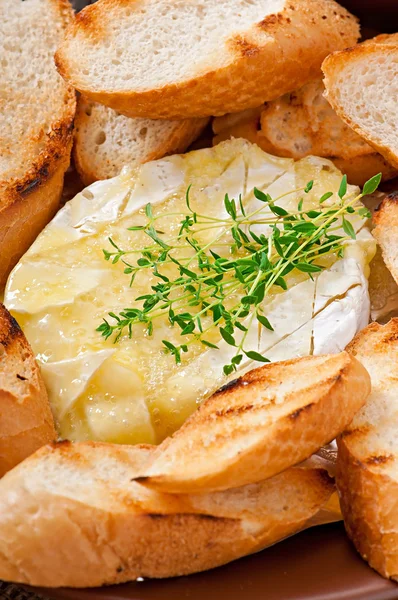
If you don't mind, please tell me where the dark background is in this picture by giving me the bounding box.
[342,0,398,32]
[71,0,398,32]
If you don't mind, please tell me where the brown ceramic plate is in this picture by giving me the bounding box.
[32,3,396,600]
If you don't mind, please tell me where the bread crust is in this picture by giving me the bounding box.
[0,442,335,587]
[373,193,398,286]
[0,0,76,287]
[332,154,397,188]
[323,34,398,170]
[0,135,74,287]
[136,353,370,494]
[73,99,209,185]
[0,304,56,477]
[338,320,398,581]
[55,0,359,119]
[212,81,397,187]
[337,435,398,581]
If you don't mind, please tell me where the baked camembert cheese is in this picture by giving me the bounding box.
[5,140,376,445]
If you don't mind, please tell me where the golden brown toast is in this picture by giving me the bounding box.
[74,98,209,184]
[0,442,335,587]
[0,304,56,477]
[135,353,370,494]
[339,320,398,581]
[0,0,76,287]
[373,192,398,287]
[55,0,359,119]
[213,79,397,186]
[323,34,398,170]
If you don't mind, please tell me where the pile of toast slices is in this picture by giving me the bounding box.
[0,0,398,588]
[0,339,372,586]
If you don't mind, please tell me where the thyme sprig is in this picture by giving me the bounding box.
[97,173,380,375]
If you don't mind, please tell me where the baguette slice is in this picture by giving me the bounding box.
[323,34,398,170]
[0,441,335,587]
[339,320,398,581]
[368,245,398,325]
[373,192,398,286]
[55,0,359,120]
[0,0,76,287]
[135,353,370,494]
[0,304,56,477]
[74,99,209,185]
[213,79,397,187]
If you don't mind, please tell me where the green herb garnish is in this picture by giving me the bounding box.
[97,173,380,375]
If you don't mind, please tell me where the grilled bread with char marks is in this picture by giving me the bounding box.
[0,304,56,477]
[323,34,398,170]
[135,353,370,494]
[339,320,398,581]
[0,441,336,587]
[55,0,359,120]
[0,0,76,287]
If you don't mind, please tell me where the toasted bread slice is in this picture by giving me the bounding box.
[339,320,398,581]
[74,99,209,185]
[0,0,76,287]
[213,80,397,187]
[323,34,398,170]
[0,304,56,477]
[0,441,335,587]
[55,0,359,120]
[368,246,398,325]
[373,192,398,287]
[134,353,370,494]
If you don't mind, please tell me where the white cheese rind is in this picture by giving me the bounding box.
[266,320,314,362]
[258,278,316,355]
[313,265,370,355]
[124,156,185,215]
[314,258,365,314]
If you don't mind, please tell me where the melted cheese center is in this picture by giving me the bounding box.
[5,140,375,444]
